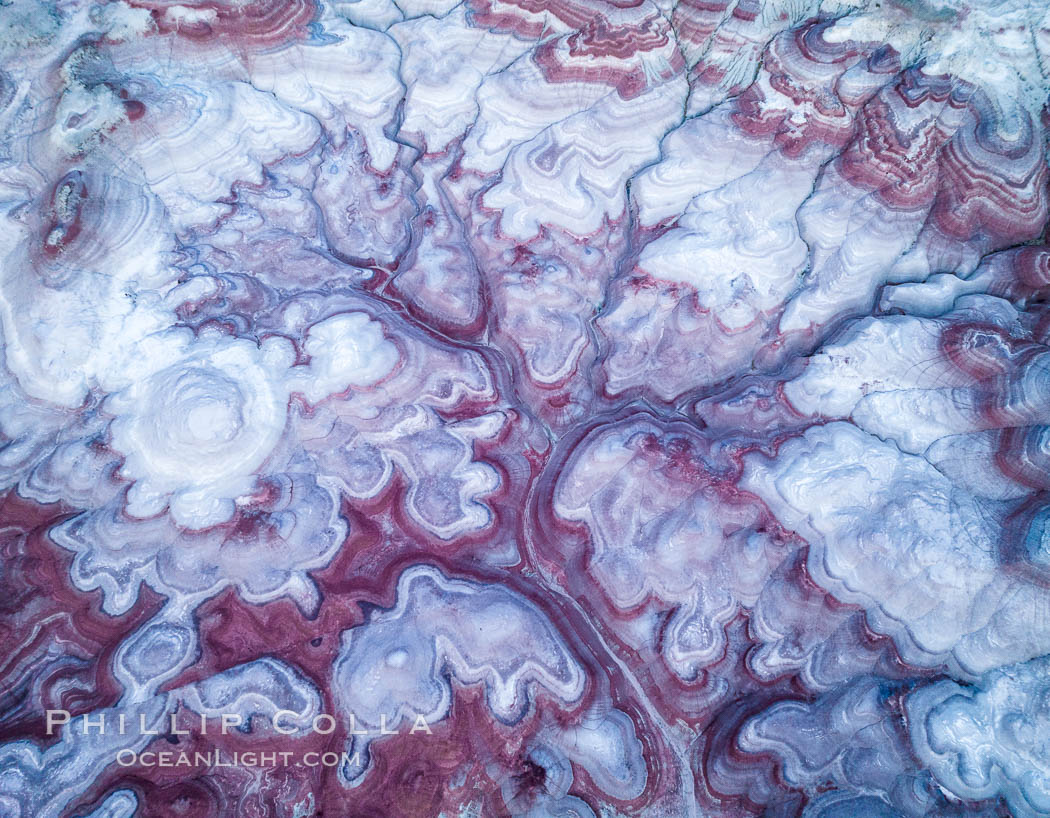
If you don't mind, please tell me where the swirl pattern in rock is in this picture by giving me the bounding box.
[2,0,1050,815]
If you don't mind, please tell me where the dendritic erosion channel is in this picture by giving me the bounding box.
[2,1,1050,816]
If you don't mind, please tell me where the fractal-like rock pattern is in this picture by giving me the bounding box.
[2,0,1050,816]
